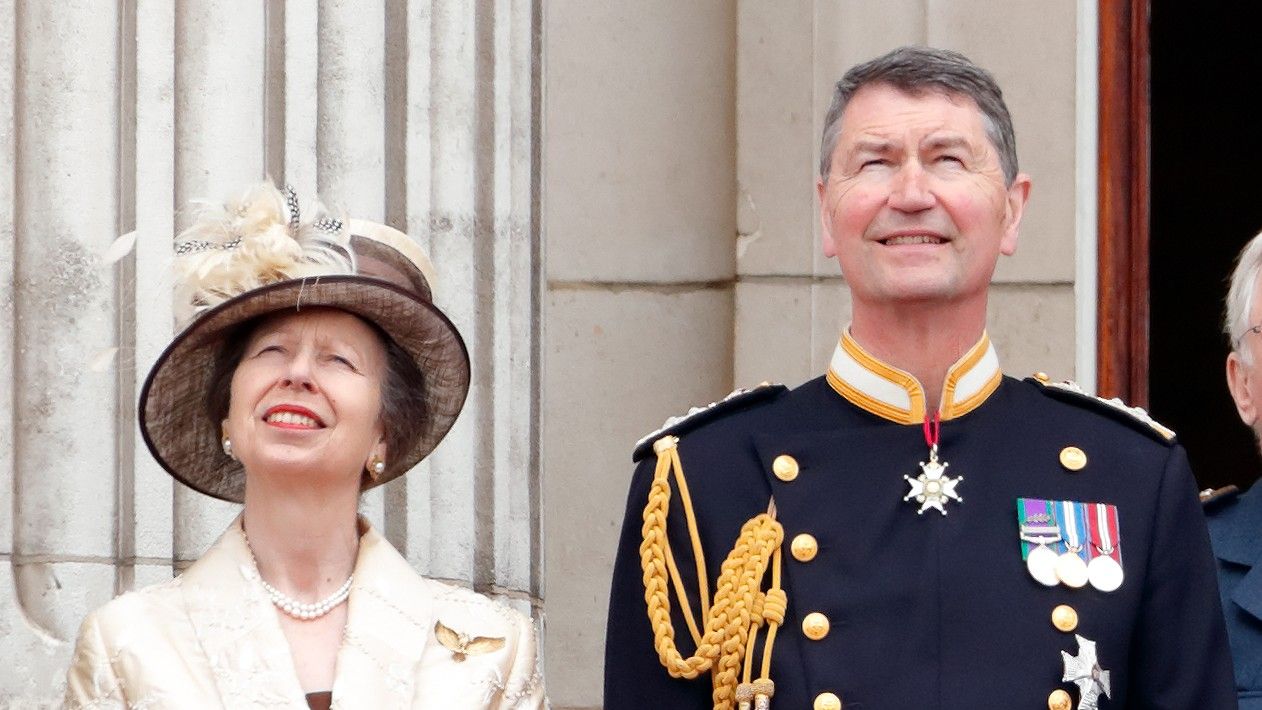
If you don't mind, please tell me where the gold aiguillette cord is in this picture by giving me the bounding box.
[639,435,786,710]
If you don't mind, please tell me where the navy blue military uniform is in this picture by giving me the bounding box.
[1207,481,1262,708]
[606,360,1235,708]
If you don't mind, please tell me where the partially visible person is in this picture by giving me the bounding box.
[64,182,545,709]
[1209,231,1262,708]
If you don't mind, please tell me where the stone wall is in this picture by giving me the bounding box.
[0,0,540,705]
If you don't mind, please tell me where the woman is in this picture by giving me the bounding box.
[64,183,545,708]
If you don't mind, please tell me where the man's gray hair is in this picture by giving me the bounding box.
[819,46,1018,185]
[1225,231,1262,362]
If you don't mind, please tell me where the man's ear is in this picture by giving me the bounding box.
[1226,351,1259,426]
[999,173,1032,257]
[818,177,838,258]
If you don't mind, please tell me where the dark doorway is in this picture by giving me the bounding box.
[1149,3,1262,491]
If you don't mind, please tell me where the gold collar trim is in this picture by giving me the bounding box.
[826,330,1002,424]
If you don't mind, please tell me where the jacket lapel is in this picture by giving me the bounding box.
[179,515,309,708]
[330,524,434,706]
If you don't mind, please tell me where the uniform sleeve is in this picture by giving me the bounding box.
[498,609,547,710]
[603,457,713,710]
[64,610,126,709]
[1129,445,1238,708]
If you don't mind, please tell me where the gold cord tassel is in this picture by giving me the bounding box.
[639,436,786,710]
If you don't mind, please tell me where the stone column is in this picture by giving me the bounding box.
[0,0,541,703]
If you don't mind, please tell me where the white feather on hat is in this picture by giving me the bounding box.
[173,182,356,327]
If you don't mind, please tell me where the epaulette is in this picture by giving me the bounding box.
[1026,373,1177,444]
[1200,485,1241,513]
[632,383,788,462]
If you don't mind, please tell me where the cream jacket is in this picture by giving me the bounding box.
[64,518,545,709]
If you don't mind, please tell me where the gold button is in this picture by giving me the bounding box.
[772,454,799,482]
[791,533,819,562]
[1048,689,1072,710]
[814,691,842,710]
[1034,371,1051,383]
[802,612,830,640]
[1059,446,1087,472]
[1051,604,1078,632]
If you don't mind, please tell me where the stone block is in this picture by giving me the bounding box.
[809,279,853,373]
[542,285,733,707]
[133,563,175,590]
[987,283,1076,380]
[734,279,815,386]
[130,457,174,560]
[173,492,240,562]
[0,564,68,707]
[13,560,115,645]
[545,1,737,283]
[735,1,817,277]
[173,0,266,212]
[316,0,385,218]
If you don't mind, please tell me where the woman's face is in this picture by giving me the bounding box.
[224,308,387,490]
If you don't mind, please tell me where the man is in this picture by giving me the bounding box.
[605,46,1234,709]
[1207,233,1262,707]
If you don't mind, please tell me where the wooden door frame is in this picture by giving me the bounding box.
[1097,0,1150,404]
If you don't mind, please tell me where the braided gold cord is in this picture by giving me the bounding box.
[640,436,785,710]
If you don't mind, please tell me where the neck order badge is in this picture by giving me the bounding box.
[903,413,964,515]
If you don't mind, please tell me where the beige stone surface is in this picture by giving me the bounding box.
[543,286,734,707]
[545,0,737,283]
[809,279,854,373]
[988,283,1077,381]
[735,2,816,277]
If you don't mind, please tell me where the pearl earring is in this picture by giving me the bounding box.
[221,423,235,460]
[367,455,386,481]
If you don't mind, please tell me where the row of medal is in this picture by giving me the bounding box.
[1017,498,1124,592]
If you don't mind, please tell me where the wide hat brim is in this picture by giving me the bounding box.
[138,275,470,503]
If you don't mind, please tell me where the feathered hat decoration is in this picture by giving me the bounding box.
[172,182,355,327]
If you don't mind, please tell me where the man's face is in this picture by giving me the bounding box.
[816,83,1030,306]
[1226,274,1262,445]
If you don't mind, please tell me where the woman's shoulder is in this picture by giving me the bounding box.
[421,577,535,640]
[80,576,185,635]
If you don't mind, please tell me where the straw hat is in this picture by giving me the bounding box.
[138,182,469,502]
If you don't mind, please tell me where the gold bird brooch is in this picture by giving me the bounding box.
[434,620,506,662]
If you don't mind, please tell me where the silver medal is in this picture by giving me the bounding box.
[1088,555,1124,592]
[1020,509,1062,587]
[1055,552,1089,588]
[1088,502,1124,592]
[1027,543,1061,587]
[1055,501,1089,588]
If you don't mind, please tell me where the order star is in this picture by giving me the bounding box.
[903,457,963,515]
[1061,634,1111,709]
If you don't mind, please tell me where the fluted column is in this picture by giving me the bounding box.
[1,2,122,704]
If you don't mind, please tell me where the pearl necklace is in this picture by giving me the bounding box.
[242,528,354,621]
[260,575,353,621]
